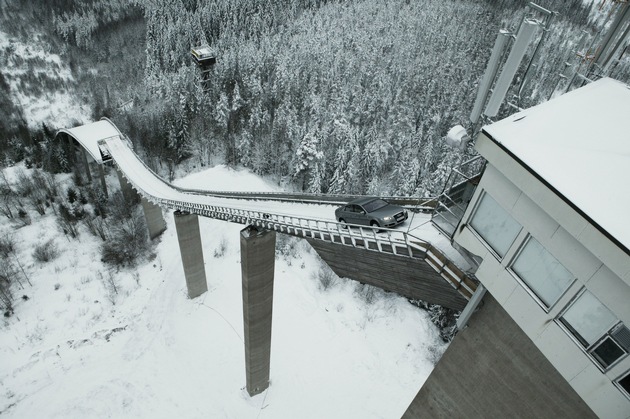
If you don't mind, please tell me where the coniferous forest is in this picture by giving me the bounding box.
[1,3,629,411]
[0,0,626,196]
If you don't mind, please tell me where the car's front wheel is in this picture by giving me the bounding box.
[371,221,384,233]
[339,218,347,229]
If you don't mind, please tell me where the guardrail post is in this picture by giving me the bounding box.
[141,197,166,239]
[174,210,208,299]
[240,225,276,397]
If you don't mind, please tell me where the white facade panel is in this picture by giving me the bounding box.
[570,364,630,419]
[476,133,629,285]
[549,227,602,283]
[587,266,630,324]
[503,285,551,339]
[579,224,630,287]
[471,252,518,305]
[535,323,591,381]
[511,192,558,242]
[477,164,521,211]
[477,134,587,237]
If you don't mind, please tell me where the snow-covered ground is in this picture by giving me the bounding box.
[0,164,446,418]
[0,30,91,129]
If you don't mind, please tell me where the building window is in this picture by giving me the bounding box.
[617,372,630,399]
[469,193,522,258]
[511,237,574,307]
[559,290,630,370]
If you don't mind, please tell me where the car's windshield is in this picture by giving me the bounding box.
[363,199,388,213]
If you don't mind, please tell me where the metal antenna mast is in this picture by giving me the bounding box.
[561,1,630,93]
[431,3,554,240]
[469,2,553,137]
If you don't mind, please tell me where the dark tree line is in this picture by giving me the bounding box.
[2,0,626,197]
[123,0,609,196]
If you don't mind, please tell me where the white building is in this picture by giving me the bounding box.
[404,77,630,418]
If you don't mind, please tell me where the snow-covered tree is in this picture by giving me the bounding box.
[293,131,323,191]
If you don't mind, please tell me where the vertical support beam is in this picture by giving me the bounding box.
[97,164,108,198]
[174,210,208,299]
[456,283,486,331]
[240,225,276,397]
[141,197,166,240]
[67,136,81,184]
[81,149,92,182]
[66,135,76,164]
[115,166,139,204]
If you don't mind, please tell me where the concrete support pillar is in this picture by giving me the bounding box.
[67,136,83,185]
[240,226,276,397]
[81,149,92,182]
[141,196,166,240]
[66,135,76,164]
[174,210,208,299]
[97,164,108,198]
[115,167,139,204]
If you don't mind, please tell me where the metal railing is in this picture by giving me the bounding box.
[105,136,477,301]
[106,133,436,210]
[432,156,485,238]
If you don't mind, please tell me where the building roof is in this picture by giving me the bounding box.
[191,46,215,61]
[483,77,630,254]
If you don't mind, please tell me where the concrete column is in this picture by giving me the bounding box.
[174,210,208,299]
[81,149,92,182]
[141,196,166,240]
[66,135,76,164]
[67,136,83,185]
[115,167,139,204]
[240,225,276,397]
[97,164,108,198]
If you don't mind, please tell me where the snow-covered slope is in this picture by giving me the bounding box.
[0,30,91,129]
[0,164,445,418]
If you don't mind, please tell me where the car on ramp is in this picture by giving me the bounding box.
[335,197,408,229]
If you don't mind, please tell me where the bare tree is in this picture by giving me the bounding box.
[0,235,31,288]
[0,170,18,219]
[14,169,47,216]
[100,191,149,267]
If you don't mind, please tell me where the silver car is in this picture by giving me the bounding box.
[335,197,408,229]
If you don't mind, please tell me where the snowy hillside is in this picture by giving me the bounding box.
[0,29,91,130]
[0,164,445,418]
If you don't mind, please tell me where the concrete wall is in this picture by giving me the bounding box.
[174,211,208,299]
[140,197,166,240]
[240,226,276,396]
[96,164,108,198]
[452,149,630,417]
[115,167,139,204]
[307,239,469,311]
[81,148,92,182]
[116,167,165,240]
[402,293,597,419]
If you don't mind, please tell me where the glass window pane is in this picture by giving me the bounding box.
[592,337,625,368]
[470,193,521,258]
[562,291,617,346]
[512,238,574,306]
[619,374,630,396]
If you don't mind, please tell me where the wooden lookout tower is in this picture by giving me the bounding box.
[191,46,216,91]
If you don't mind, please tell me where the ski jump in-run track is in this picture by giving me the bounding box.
[56,118,477,312]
